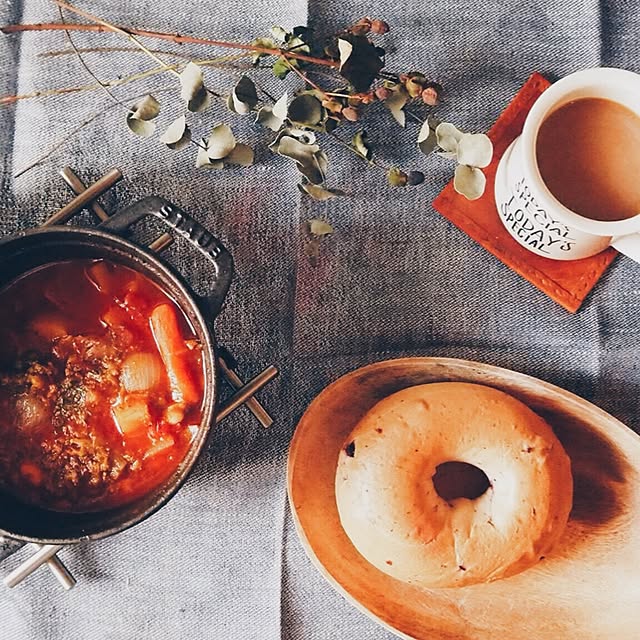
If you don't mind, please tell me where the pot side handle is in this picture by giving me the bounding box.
[101,196,233,317]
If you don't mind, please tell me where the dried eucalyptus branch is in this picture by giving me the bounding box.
[2,9,494,200]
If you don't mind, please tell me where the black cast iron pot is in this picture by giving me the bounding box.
[0,196,233,556]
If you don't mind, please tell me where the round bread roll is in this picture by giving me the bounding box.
[335,382,573,588]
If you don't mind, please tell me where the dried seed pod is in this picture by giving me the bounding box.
[375,86,392,100]
[351,17,372,35]
[407,170,426,186]
[370,19,390,34]
[404,73,427,98]
[422,87,440,106]
[361,91,376,105]
[342,106,360,122]
[387,167,408,187]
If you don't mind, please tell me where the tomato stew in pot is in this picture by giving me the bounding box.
[0,259,205,513]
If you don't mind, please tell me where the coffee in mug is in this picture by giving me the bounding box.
[536,97,640,222]
[495,68,640,262]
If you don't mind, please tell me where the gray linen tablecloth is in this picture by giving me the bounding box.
[1,1,639,638]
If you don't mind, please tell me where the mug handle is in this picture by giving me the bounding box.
[611,233,640,263]
[100,196,234,318]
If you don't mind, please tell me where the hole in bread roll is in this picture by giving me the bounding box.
[432,461,491,501]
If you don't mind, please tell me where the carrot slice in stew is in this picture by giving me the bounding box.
[149,304,199,407]
[112,396,152,438]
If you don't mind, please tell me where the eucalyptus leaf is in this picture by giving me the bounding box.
[271,92,289,119]
[337,38,353,70]
[126,115,156,137]
[298,149,328,185]
[272,57,291,80]
[129,95,160,121]
[270,25,288,41]
[337,33,384,92]
[454,164,486,200]
[417,119,438,156]
[435,122,463,154]
[299,184,344,201]
[189,87,211,113]
[230,76,258,115]
[271,127,316,147]
[256,106,282,131]
[196,140,224,169]
[179,62,211,112]
[274,135,321,164]
[159,115,191,150]
[287,35,311,55]
[206,124,237,160]
[251,37,277,64]
[308,219,335,235]
[352,130,372,160]
[255,92,288,131]
[456,133,493,168]
[385,86,408,127]
[288,94,323,127]
[225,143,254,167]
[273,135,327,184]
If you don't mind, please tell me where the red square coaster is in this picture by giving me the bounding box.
[432,72,617,313]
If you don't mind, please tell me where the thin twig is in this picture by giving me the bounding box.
[39,46,254,67]
[40,45,194,60]
[2,22,339,68]
[405,107,428,125]
[0,53,250,105]
[1,84,97,104]
[282,58,330,101]
[52,0,180,78]
[252,80,276,104]
[57,5,123,107]
[13,86,174,179]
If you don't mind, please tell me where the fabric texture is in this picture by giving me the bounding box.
[0,1,639,638]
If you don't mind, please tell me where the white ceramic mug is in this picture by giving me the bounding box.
[494,67,640,261]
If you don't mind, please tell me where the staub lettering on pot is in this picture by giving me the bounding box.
[158,204,223,259]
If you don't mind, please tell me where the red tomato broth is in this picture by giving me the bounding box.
[0,259,204,513]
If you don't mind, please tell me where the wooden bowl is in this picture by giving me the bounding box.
[287,357,640,640]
